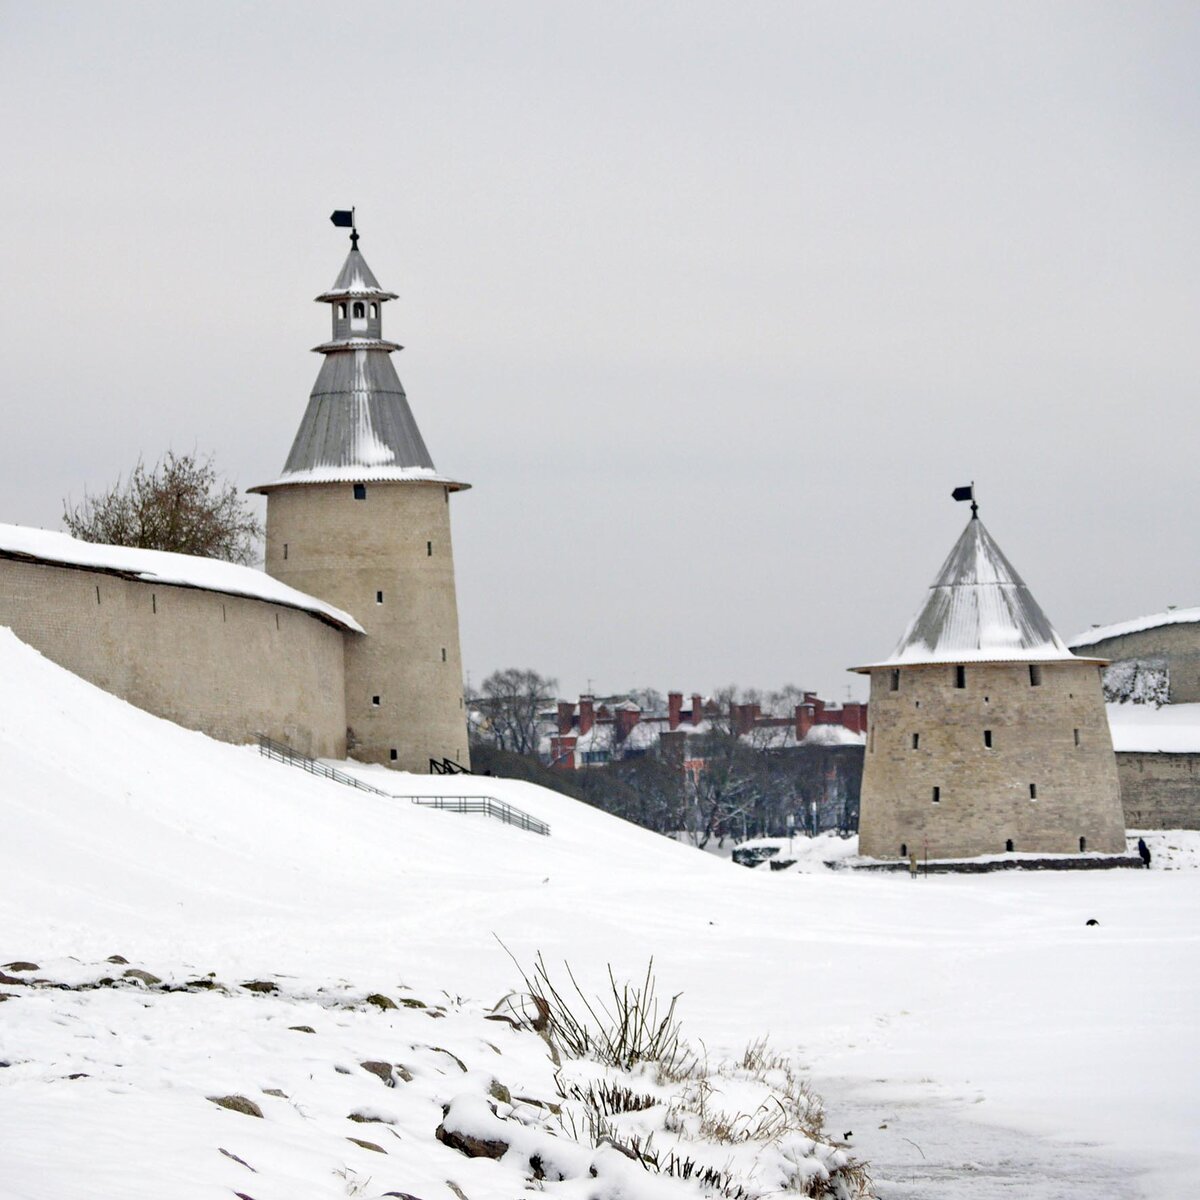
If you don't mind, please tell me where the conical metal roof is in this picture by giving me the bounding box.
[315,248,398,301]
[855,517,1081,670]
[252,240,467,492]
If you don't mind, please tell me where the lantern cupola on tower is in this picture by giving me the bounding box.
[253,221,467,492]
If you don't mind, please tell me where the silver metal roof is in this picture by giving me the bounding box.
[315,248,398,301]
[253,243,469,493]
[854,516,1081,670]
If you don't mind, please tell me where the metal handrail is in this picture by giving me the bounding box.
[256,735,550,835]
[408,794,550,836]
[257,734,390,795]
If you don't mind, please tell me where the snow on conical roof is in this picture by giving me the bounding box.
[856,516,1081,670]
[315,248,398,301]
[252,239,467,492]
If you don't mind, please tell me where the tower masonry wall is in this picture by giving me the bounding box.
[263,480,469,772]
[0,556,347,756]
[858,659,1126,858]
[1075,624,1200,704]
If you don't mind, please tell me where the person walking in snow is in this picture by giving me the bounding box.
[1137,837,1151,868]
[908,849,919,879]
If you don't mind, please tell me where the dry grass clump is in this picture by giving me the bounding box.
[501,949,874,1198]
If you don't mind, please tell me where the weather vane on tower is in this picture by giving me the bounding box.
[330,207,358,250]
[952,481,978,519]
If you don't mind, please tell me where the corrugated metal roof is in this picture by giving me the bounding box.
[854,517,1080,671]
[254,244,469,494]
[314,248,398,301]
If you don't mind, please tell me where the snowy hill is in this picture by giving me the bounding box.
[2,627,1199,1198]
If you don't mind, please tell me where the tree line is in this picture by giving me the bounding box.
[469,669,862,847]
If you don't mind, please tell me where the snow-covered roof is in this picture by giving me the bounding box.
[855,516,1084,671]
[1069,607,1200,650]
[254,465,467,490]
[314,248,399,302]
[0,523,363,632]
[1106,702,1200,754]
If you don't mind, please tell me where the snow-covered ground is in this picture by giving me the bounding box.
[2,628,1197,1198]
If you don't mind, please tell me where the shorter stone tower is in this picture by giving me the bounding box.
[854,508,1125,859]
[252,226,470,772]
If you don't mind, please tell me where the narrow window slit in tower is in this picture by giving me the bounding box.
[372,695,381,707]
[1029,783,1037,800]
[222,604,226,623]
[900,843,908,858]
[283,543,288,560]
[95,585,101,605]
[390,749,398,761]
[889,669,900,692]
[931,786,940,803]
[353,484,367,500]
[376,590,383,604]
[275,613,280,630]
[152,593,156,614]
[911,733,919,750]
[1029,664,1042,686]
[1006,839,1015,852]
[954,665,966,689]
[1074,728,1081,747]
[1079,836,1087,852]
[441,648,447,662]
[984,729,993,748]
[427,541,433,556]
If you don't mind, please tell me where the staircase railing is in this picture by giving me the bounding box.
[407,794,550,836]
[256,735,550,836]
[258,734,390,795]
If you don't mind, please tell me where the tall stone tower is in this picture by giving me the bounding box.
[854,507,1125,859]
[252,224,470,772]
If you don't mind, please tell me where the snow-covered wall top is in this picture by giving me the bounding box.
[1069,607,1200,650]
[1106,701,1200,754]
[858,517,1080,669]
[0,523,363,632]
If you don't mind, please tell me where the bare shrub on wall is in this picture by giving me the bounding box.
[63,451,263,565]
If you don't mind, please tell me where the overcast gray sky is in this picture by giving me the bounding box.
[3,2,1198,704]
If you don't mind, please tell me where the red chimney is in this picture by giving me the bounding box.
[795,703,815,741]
[615,705,639,741]
[557,701,574,736]
[668,691,682,731]
[691,693,704,726]
[579,695,595,735]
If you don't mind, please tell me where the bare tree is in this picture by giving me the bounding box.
[473,668,558,757]
[63,451,263,565]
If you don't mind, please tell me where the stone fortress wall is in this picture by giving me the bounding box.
[1072,622,1200,828]
[0,556,348,757]
[263,480,469,773]
[859,659,1126,858]
[1074,622,1200,704]
[1117,752,1200,829]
